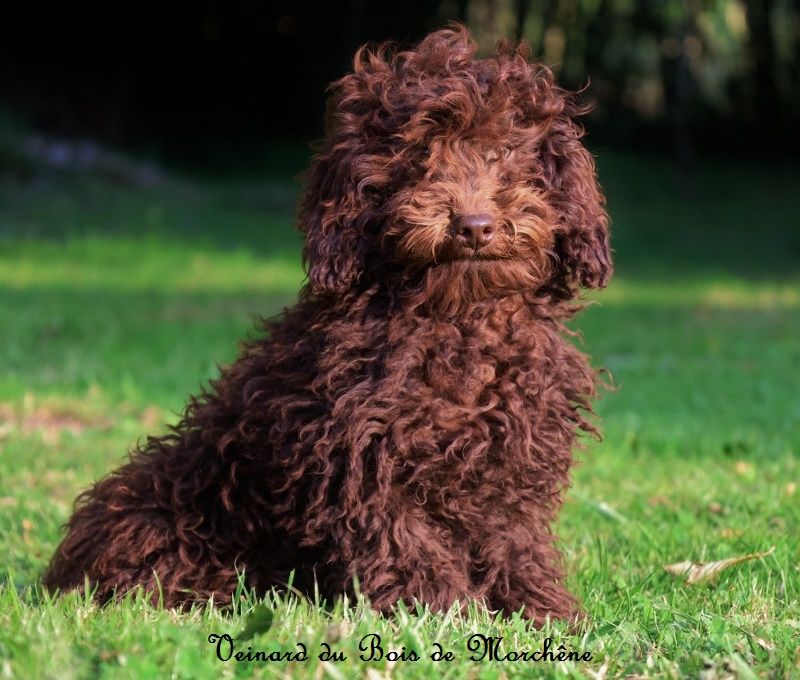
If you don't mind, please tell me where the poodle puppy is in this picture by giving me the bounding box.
[44,25,611,624]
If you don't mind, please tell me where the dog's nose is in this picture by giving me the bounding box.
[452,213,495,250]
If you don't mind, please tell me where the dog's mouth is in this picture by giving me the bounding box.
[437,252,516,265]
[450,254,508,262]
[435,235,520,265]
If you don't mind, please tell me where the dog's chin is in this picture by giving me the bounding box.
[403,257,545,317]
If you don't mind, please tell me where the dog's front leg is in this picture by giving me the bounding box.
[328,501,476,614]
[42,447,245,607]
[482,525,579,625]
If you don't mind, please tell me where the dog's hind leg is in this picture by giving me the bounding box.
[43,449,242,607]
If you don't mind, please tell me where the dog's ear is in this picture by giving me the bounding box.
[298,47,393,297]
[298,149,369,297]
[540,107,612,295]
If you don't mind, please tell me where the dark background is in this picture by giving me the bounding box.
[2,0,798,174]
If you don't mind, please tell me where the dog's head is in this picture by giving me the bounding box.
[299,25,611,310]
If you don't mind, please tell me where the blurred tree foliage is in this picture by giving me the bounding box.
[481,0,800,160]
[0,0,797,168]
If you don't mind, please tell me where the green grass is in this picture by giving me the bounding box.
[1,150,799,678]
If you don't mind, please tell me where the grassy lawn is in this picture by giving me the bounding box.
[0,151,798,678]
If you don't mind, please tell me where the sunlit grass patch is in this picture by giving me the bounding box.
[0,236,305,294]
[595,277,800,309]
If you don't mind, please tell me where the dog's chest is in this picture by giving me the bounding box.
[349,313,562,457]
[259,301,586,505]
[386,314,553,403]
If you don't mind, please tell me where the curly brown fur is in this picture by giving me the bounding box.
[43,25,612,624]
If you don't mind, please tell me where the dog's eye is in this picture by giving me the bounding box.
[501,146,513,159]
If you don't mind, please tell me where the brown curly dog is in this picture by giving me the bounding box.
[44,25,611,624]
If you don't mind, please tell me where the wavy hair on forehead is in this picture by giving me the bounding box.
[337,27,568,140]
[298,24,611,301]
